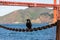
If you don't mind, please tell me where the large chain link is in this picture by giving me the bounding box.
[0,22,57,32]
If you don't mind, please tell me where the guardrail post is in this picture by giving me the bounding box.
[56,6,60,40]
[56,20,60,40]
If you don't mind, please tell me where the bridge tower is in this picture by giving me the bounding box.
[53,0,57,23]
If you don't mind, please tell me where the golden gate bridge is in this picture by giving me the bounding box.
[0,0,60,40]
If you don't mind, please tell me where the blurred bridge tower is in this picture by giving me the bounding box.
[53,0,57,23]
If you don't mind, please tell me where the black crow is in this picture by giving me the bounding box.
[26,19,32,29]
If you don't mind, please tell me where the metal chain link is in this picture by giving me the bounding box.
[0,22,57,32]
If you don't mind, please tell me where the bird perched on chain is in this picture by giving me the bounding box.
[26,19,32,29]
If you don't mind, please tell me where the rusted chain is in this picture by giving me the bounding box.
[0,22,57,32]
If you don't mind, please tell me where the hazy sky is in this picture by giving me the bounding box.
[0,0,59,16]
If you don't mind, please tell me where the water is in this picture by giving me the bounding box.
[0,23,56,40]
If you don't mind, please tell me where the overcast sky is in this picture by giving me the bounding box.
[0,0,59,16]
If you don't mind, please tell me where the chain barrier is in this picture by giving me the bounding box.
[0,22,57,32]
